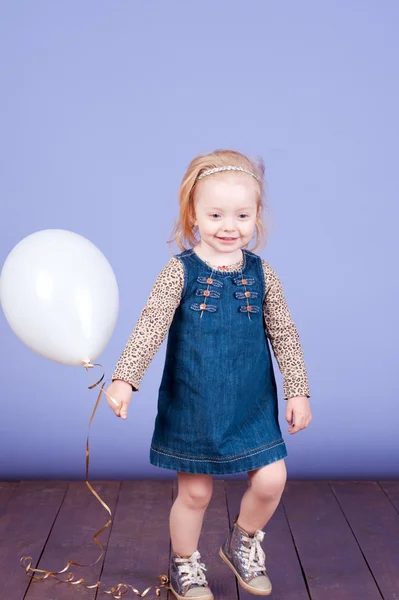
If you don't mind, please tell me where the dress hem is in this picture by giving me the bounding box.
[149,441,288,475]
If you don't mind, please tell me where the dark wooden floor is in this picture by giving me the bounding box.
[0,480,398,599]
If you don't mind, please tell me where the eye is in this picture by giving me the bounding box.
[239,214,250,219]
[210,213,221,218]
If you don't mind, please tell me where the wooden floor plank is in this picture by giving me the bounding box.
[331,481,399,599]
[282,481,382,600]
[24,480,120,600]
[172,478,239,600]
[379,481,399,514]
[0,481,68,600]
[97,480,173,599]
[225,479,310,600]
[0,482,19,518]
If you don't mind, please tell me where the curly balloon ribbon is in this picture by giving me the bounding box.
[20,362,171,598]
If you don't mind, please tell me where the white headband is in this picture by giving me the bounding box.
[196,165,260,182]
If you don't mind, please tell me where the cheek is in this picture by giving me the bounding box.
[200,221,217,234]
[241,219,256,231]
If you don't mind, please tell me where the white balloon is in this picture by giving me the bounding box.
[0,229,119,366]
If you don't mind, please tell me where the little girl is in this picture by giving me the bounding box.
[105,149,312,599]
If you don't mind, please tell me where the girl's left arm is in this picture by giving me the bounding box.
[261,259,311,401]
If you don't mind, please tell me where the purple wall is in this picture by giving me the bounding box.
[1,1,398,480]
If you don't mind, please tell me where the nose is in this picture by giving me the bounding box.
[222,218,236,232]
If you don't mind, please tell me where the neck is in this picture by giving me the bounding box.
[193,244,244,267]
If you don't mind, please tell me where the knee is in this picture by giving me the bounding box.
[178,476,213,510]
[249,460,287,502]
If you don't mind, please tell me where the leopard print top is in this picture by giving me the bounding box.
[112,254,311,400]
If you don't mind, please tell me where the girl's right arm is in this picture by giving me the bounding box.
[105,256,184,419]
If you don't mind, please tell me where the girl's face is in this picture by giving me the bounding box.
[193,174,259,256]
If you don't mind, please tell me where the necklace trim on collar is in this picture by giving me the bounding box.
[203,257,244,272]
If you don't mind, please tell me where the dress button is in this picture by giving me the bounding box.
[203,290,210,297]
[242,279,247,285]
[246,305,252,312]
[206,277,213,284]
[245,291,251,298]
[200,303,207,310]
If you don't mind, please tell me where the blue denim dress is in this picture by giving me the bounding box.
[149,248,288,475]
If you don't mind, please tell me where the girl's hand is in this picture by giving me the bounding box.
[104,379,133,420]
[286,395,312,434]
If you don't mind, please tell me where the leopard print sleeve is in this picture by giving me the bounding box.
[112,257,184,390]
[262,258,311,400]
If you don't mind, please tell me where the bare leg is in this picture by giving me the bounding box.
[237,459,287,534]
[169,472,213,556]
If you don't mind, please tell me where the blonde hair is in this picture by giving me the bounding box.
[168,149,269,253]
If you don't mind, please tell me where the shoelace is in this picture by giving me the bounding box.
[240,530,267,574]
[175,550,208,587]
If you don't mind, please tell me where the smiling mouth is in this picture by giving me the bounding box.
[217,236,238,240]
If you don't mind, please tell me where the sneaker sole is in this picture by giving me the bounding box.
[219,547,272,596]
[169,581,214,600]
